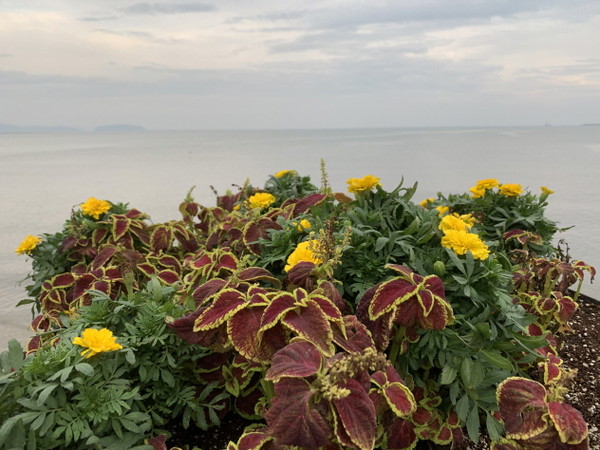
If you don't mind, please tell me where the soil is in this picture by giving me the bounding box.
[165,296,600,450]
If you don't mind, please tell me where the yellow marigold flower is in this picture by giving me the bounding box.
[294,219,312,231]
[439,214,471,233]
[540,186,554,195]
[469,186,486,198]
[436,206,449,215]
[247,192,276,209]
[274,170,296,178]
[419,198,435,207]
[72,328,123,358]
[459,213,477,227]
[475,179,499,190]
[14,235,42,255]
[441,230,490,260]
[346,175,381,193]
[284,240,324,272]
[81,197,111,219]
[233,203,241,211]
[499,183,523,197]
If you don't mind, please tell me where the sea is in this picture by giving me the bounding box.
[1,126,599,350]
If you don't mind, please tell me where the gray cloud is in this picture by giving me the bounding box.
[120,2,215,15]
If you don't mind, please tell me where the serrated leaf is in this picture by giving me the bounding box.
[481,349,513,371]
[75,363,94,376]
[440,365,457,385]
[456,395,470,421]
[37,384,57,406]
[466,405,480,442]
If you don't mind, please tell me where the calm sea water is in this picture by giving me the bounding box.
[1,127,599,349]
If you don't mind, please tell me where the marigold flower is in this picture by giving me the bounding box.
[72,328,123,358]
[81,197,111,219]
[284,240,324,272]
[294,219,312,231]
[346,175,381,193]
[15,235,42,255]
[459,213,477,227]
[499,183,523,197]
[469,178,498,198]
[436,206,449,215]
[439,214,471,233]
[274,170,296,178]
[247,192,276,209]
[441,230,489,260]
[540,186,554,195]
[419,198,435,207]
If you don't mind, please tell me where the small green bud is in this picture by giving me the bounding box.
[433,261,446,277]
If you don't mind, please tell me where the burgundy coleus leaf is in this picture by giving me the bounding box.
[356,285,395,351]
[217,253,238,272]
[547,402,588,445]
[49,272,76,289]
[26,335,41,355]
[287,261,316,290]
[146,434,167,450]
[193,289,247,331]
[370,365,416,418]
[368,278,419,320]
[193,278,228,305]
[157,269,180,285]
[386,417,418,450]
[309,294,343,323]
[190,252,214,270]
[417,294,454,330]
[154,255,182,272]
[288,193,327,216]
[91,228,109,247]
[540,353,563,384]
[553,293,577,323]
[173,226,200,252]
[233,429,273,450]
[265,340,322,383]
[496,377,549,440]
[228,304,287,363]
[265,378,331,448]
[137,263,157,277]
[150,226,173,252]
[260,292,297,332]
[282,299,335,356]
[112,216,130,241]
[332,315,376,354]
[90,246,116,271]
[238,267,281,289]
[314,281,349,315]
[572,260,596,282]
[394,297,420,328]
[125,208,146,220]
[332,378,377,450]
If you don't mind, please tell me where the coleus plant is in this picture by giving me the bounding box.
[491,377,588,449]
[355,264,454,352]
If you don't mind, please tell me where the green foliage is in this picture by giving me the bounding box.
[0,279,228,449]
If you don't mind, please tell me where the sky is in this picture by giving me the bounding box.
[1,0,599,130]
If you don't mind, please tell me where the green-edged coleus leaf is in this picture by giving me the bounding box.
[553,293,577,323]
[260,292,297,332]
[547,402,588,445]
[90,246,116,271]
[540,353,563,385]
[157,269,180,285]
[370,365,416,418]
[48,272,76,289]
[137,262,157,277]
[194,289,247,331]
[332,378,377,450]
[232,428,273,450]
[150,225,173,252]
[111,215,130,241]
[266,341,322,383]
[282,193,327,215]
[356,286,396,351]
[368,278,419,320]
[386,417,418,450]
[265,378,330,448]
[227,303,287,363]
[193,278,228,305]
[490,438,522,450]
[496,377,549,440]
[153,254,182,272]
[282,299,335,356]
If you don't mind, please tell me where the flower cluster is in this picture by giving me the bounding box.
[439,214,489,260]
[80,197,111,219]
[247,192,276,209]
[14,235,41,255]
[274,169,296,178]
[72,327,123,358]
[468,178,524,198]
[284,240,324,272]
[346,175,381,193]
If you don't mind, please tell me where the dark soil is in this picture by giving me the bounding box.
[165,296,600,450]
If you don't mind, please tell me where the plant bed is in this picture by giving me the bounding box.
[1,170,596,450]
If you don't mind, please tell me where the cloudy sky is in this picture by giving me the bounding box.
[1,0,599,129]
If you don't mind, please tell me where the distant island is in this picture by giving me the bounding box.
[94,124,147,133]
